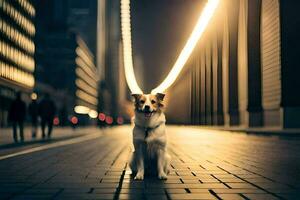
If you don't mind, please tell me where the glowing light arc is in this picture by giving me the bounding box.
[120,0,220,94]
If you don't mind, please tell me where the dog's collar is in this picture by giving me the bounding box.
[135,122,164,138]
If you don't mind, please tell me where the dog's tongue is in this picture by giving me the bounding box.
[144,112,152,118]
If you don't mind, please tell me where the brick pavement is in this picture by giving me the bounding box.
[0,126,99,157]
[0,126,299,199]
[0,126,100,146]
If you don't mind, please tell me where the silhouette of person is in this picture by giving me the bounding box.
[38,93,56,138]
[28,97,39,138]
[8,92,26,143]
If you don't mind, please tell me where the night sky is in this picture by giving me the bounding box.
[131,0,205,93]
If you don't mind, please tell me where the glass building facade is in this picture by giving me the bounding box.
[74,36,98,118]
[0,0,35,126]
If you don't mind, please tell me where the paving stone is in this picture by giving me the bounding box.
[255,182,291,189]
[168,193,216,199]
[200,178,220,183]
[144,194,168,200]
[163,178,182,184]
[279,192,300,199]
[219,178,245,183]
[54,193,115,200]
[217,194,244,200]
[144,188,165,194]
[165,188,187,194]
[118,193,144,200]
[23,188,60,194]
[119,188,144,194]
[212,188,267,194]
[227,183,257,189]
[188,188,211,193]
[11,194,54,200]
[242,193,281,200]
[90,188,116,194]
[181,179,201,183]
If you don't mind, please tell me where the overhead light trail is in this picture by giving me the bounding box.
[120,0,143,94]
[120,0,220,94]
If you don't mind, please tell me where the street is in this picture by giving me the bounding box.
[0,126,299,200]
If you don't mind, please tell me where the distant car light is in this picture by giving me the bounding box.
[105,116,113,125]
[53,117,59,125]
[71,116,78,125]
[98,113,106,121]
[117,117,124,125]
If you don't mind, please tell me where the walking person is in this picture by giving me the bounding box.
[8,92,26,143]
[38,93,56,138]
[28,96,39,138]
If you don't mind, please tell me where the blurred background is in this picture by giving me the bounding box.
[0,0,299,130]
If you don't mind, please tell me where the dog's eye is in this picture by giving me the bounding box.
[140,100,145,104]
[151,100,156,104]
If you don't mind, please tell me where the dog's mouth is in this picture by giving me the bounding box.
[137,109,155,118]
[144,111,153,118]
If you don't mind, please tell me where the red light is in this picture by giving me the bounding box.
[117,117,124,125]
[105,116,113,125]
[71,116,78,124]
[98,113,106,121]
[53,117,59,125]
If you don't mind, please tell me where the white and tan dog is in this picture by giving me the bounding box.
[130,93,171,180]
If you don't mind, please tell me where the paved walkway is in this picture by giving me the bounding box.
[0,126,100,145]
[0,125,299,199]
[0,126,99,156]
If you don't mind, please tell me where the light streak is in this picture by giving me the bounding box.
[74,105,90,114]
[151,0,219,94]
[120,0,219,94]
[88,110,98,118]
[120,0,143,94]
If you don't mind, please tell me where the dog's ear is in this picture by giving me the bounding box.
[156,93,165,101]
[131,94,142,102]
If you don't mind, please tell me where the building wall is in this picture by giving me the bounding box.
[100,0,124,122]
[165,0,300,128]
[237,0,248,126]
[74,36,98,118]
[0,0,35,127]
[261,0,281,127]
[165,68,191,125]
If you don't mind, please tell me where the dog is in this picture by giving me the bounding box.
[130,93,171,180]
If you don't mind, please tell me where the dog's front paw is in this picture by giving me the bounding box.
[134,173,144,180]
[158,173,167,180]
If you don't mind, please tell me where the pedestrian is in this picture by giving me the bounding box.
[38,93,56,138]
[28,96,39,138]
[8,92,26,143]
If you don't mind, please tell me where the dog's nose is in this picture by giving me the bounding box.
[144,105,150,111]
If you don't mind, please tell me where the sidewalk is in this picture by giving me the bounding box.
[0,126,100,146]
[191,126,300,136]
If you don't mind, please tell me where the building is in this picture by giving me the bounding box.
[165,0,300,129]
[74,36,99,120]
[97,0,129,124]
[34,0,98,125]
[35,31,98,124]
[0,0,35,127]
